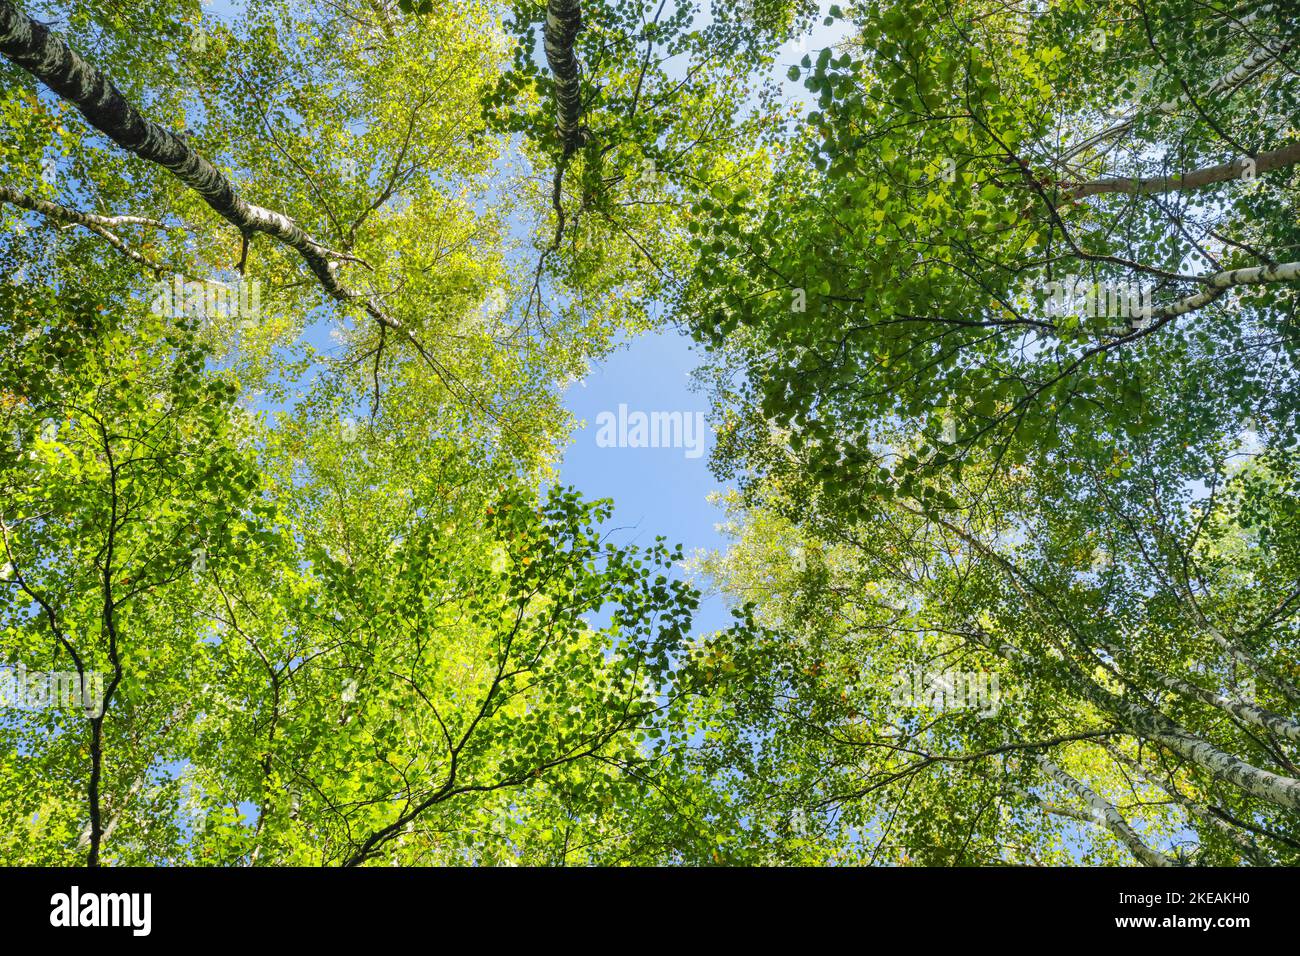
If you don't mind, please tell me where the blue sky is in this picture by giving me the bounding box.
[551,5,851,636]
[556,330,733,632]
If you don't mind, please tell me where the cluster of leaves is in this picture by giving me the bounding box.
[3,0,1298,868]
[0,0,761,866]
[678,0,1300,865]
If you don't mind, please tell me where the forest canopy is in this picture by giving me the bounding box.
[0,0,1297,867]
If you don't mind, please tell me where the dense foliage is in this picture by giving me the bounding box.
[1,0,1296,866]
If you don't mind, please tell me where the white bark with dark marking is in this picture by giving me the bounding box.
[0,2,373,315]
[1035,754,1180,866]
[1151,669,1300,744]
[1101,640,1300,744]
[365,0,395,37]
[0,3,502,419]
[544,0,585,155]
[972,627,1300,812]
[0,183,164,271]
[1205,623,1300,706]
[1116,695,1300,810]
[0,187,163,230]
[1067,141,1300,199]
[1100,741,1271,866]
[1150,260,1300,321]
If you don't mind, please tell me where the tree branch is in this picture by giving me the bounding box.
[0,184,165,273]
[0,3,373,315]
[1065,141,1300,199]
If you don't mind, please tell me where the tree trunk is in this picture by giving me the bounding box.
[0,2,362,311]
[544,0,585,155]
[1035,755,1179,866]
